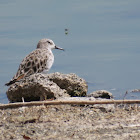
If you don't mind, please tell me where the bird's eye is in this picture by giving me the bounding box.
[47,41,52,44]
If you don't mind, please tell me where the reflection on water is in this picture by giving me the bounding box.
[1,0,140,103]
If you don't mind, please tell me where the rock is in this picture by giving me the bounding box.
[131,89,140,92]
[47,72,88,97]
[6,73,88,102]
[6,73,69,103]
[87,90,113,99]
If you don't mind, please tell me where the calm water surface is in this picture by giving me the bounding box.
[0,0,140,103]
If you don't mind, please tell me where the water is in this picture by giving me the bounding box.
[1,0,140,103]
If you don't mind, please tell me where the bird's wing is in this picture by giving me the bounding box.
[5,48,53,86]
[13,49,48,80]
[4,49,49,86]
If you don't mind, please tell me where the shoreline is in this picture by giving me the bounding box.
[0,99,140,109]
[0,100,140,139]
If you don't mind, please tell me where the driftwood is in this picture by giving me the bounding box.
[0,100,140,109]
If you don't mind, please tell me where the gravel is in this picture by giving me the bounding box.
[0,104,140,140]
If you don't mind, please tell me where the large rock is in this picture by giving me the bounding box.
[87,90,113,99]
[6,73,69,103]
[47,72,88,97]
[6,73,88,102]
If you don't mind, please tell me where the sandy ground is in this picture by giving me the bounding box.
[0,104,140,140]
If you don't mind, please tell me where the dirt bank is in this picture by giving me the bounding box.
[0,104,140,140]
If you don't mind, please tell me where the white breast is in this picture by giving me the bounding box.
[42,50,54,74]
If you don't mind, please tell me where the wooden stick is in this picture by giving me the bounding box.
[0,100,140,109]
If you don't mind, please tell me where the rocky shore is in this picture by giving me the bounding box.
[0,103,140,140]
[1,72,140,139]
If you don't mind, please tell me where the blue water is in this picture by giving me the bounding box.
[1,0,140,103]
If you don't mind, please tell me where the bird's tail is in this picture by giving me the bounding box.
[5,74,25,86]
[5,79,17,86]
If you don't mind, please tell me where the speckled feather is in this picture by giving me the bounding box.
[5,38,64,86]
[14,48,53,80]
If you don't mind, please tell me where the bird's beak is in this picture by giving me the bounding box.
[55,46,64,51]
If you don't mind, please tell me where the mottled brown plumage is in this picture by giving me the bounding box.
[5,38,64,86]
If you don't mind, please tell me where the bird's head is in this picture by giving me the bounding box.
[37,38,64,51]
